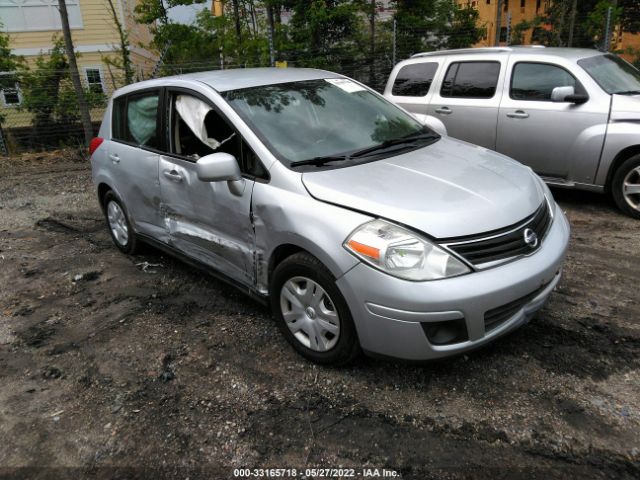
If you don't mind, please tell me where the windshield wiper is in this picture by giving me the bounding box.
[289,154,349,167]
[614,90,640,95]
[289,131,439,168]
[349,131,439,159]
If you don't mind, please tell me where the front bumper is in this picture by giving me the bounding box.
[336,204,570,361]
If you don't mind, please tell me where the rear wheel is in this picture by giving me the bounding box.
[103,191,138,254]
[270,252,360,365]
[611,154,640,220]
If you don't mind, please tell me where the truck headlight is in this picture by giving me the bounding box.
[344,219,470,281]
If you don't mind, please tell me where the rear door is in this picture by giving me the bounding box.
[427,58,505,149]
[107,89,163,238]
[158,87,268,287]
[496,59,608,179]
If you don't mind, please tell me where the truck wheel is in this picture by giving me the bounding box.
[270,252,360,365]
[612,154,640,220]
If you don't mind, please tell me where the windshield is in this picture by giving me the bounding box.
[578,54,640,94]
[222,79,434,165]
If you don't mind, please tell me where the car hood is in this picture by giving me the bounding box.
[610,94,640,122]
[301,137,545,239]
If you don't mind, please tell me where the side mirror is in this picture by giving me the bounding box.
[196,152,241,182]
[551,86,588,104]
[412,113,447,136]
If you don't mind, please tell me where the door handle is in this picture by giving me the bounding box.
[108,153,120,164]
[435,106,452,115]
[163,170,183,182]
[507,110,530,119]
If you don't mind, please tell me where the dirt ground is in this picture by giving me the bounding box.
[0,151,638,480]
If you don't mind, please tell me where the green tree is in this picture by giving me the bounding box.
[19,38,104,142]
[0,24,24,124]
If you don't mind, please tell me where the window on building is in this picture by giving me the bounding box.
[1,83,21,106]
[392,62,439,97]
[84,68,105,94]
[520,0,525,8]
[511,62,582,101]
[0,0,82,32]
[504,0,509,10]
[441,62,501,99]
[536,0,541,11]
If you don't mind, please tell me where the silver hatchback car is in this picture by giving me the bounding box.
[90,68,570,365]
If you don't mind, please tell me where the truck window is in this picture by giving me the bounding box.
[440,61,501,99]
[511,62,579,101]
[392,62,439,97]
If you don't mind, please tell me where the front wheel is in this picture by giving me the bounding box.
[270,252,360,365]
[611,154,640,220]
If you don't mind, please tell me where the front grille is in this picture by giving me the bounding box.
[484,283,548,332]
[443,202,552,267]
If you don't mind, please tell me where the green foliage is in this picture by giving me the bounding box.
[18,38,104,135]
[393,0,485,58]
[0,23,24,123]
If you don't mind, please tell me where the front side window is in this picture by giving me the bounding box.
[511,62,579,101]
[112,91,160,149]
[392,62,439,97]
[441,61,501,99]
[223,79,433,165]
[170,92,267,178]
[578,54,640,95]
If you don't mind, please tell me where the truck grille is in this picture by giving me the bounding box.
[443,202,552,267]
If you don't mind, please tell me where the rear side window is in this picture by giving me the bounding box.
[112,91,160,149]
[440,61,501,98]
[511,62,578,101]
[392,62,438,96]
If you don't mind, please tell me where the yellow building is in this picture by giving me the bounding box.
[0,0,158,126]
[457,0,551,47]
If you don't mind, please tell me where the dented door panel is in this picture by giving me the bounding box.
[250,163,370,295]
[159,155,255,286]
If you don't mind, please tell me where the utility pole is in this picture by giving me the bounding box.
[57,0,93,146]
[603,6,613,51]
[506,12,512,46]
[495,0,504,46]
[567,0,577,47]
[392,19,396,66]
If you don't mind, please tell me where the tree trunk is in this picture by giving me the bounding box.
[495,0,504,46]
[58,0,93,146]
[231,0,242,42]
[567,0,577,47]
[369,0,376,86]
[106,0,133,84]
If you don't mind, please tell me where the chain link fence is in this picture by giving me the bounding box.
[1,8,638,155]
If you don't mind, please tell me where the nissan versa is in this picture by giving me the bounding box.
[90,68,570,365]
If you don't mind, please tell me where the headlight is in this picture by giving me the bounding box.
[344,219,471,281]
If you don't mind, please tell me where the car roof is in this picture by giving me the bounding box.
[410,46,605,62]
[114,67,344,97]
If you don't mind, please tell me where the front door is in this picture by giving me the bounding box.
[496,61,608,179]
[158,89,258,286]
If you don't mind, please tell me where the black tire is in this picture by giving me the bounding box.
[103,191,139,254]
[611,154,640,220]
[270,252,360,365]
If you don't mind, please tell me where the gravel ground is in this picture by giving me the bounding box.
[0,152,639,479]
